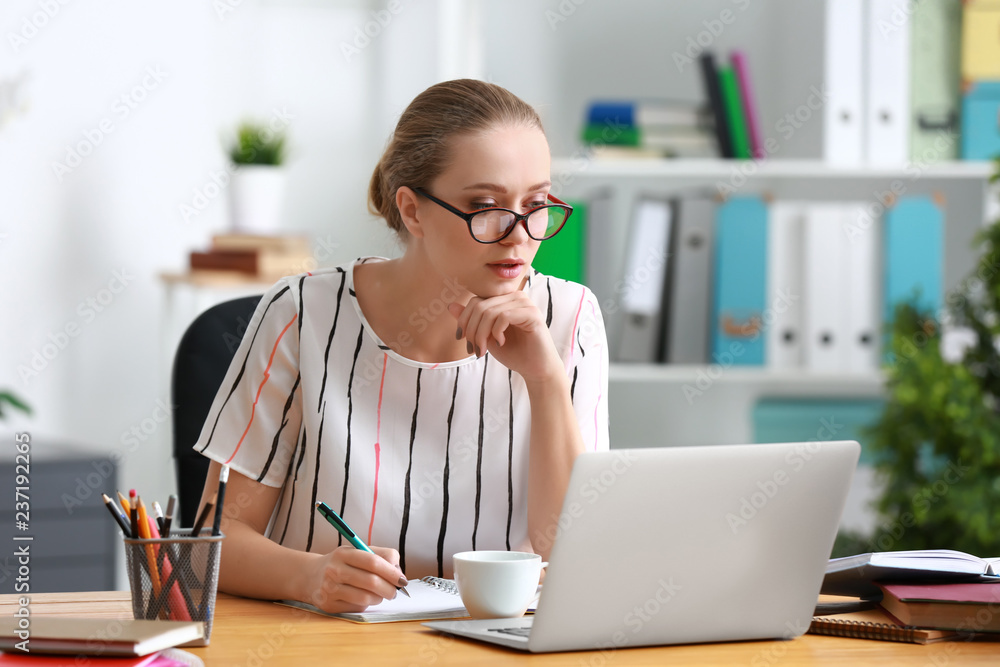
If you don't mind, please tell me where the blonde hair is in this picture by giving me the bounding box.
[368,79,544,235]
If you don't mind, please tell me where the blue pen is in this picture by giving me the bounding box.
[316,501,410,598]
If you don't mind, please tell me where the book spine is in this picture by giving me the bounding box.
[718,65,751,159]
[698,52,733,158]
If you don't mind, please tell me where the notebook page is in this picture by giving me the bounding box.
[274,578,466,622]
[358,578,464,617]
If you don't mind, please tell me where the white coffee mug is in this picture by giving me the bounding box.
[453,550,544,619]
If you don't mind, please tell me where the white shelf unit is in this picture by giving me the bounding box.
[552,157,992,449]
[473,0,998,451]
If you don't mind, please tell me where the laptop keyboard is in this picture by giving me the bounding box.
[488,627,532,639]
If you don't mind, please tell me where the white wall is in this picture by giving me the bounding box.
[0,0,396,528]
[0,0,493,567]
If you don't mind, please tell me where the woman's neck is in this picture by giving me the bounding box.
[354,253,472,363]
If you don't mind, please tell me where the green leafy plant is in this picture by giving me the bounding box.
[861,160,1000,557]
[0,390,31,421]
[228,121,287,166]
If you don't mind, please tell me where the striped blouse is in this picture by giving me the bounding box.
[194,256,609,578]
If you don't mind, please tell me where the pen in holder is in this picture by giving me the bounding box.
[122,529,224,646]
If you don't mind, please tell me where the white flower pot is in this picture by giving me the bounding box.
[228,165,286,233]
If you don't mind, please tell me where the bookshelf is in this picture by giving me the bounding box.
[552,155,992,450]
[471,0,1000,450]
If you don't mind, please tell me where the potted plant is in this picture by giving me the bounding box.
[857,161,1000,557]
[0,390,31,422]
[227,120,289,233]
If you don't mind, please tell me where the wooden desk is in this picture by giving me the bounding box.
[2,592,998,666]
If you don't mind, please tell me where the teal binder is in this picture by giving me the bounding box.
[961,81,1000,160]
[883,196,943,325]
[752,398,884,465]
[712,195,768,365]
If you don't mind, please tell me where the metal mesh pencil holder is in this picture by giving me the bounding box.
[122,530,224,646]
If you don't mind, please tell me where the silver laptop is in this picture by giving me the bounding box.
[424,440,859,652]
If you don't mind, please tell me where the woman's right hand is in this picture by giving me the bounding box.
[305,545,407,613]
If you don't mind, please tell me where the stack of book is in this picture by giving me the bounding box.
[189,233,315,280]
[580,100,716,158]
[697,49,763,159]
[809,549,1000,644]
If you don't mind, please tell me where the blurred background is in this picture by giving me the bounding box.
[2,0,998,591]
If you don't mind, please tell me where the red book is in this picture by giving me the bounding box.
[879,582,1000,634]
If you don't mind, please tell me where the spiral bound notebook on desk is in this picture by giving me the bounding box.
[277,577,469,623]
[808,607,958,644]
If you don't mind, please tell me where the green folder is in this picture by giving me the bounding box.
[531,199,586,285]
[718,66,751,159]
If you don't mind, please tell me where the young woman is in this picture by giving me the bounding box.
[194,79,608,614]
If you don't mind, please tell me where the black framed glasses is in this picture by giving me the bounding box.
[414,187,573,244]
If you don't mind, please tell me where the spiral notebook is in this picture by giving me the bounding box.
[808,607,958,644]
[277,577,471,623]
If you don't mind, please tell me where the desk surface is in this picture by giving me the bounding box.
[2,592,998,666]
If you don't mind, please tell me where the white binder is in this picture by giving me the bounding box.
[843,201,881,373]
[802,203,849,371]
[766,201,806,369]
[866,0,912,165]
[823,0,865,165]
[617,196,673,363]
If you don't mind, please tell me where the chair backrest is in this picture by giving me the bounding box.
[171,295,262,527]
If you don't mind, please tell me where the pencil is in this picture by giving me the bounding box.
[212,465,229,536]
[136,495,164,619]
[128,490,138,539]
[152,501,165,533]
[118,491,131,514]
[147,514,192,622]
[101,493,131,536]
[190,493,215,537]
[163,495,176,538]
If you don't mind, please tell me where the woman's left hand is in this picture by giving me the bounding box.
[449,292,562,385]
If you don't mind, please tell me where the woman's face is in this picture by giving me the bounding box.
[414,124,552,299]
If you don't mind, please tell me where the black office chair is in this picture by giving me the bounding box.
[171,295,262,527]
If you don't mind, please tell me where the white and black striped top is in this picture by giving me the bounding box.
[195,257,609,578]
